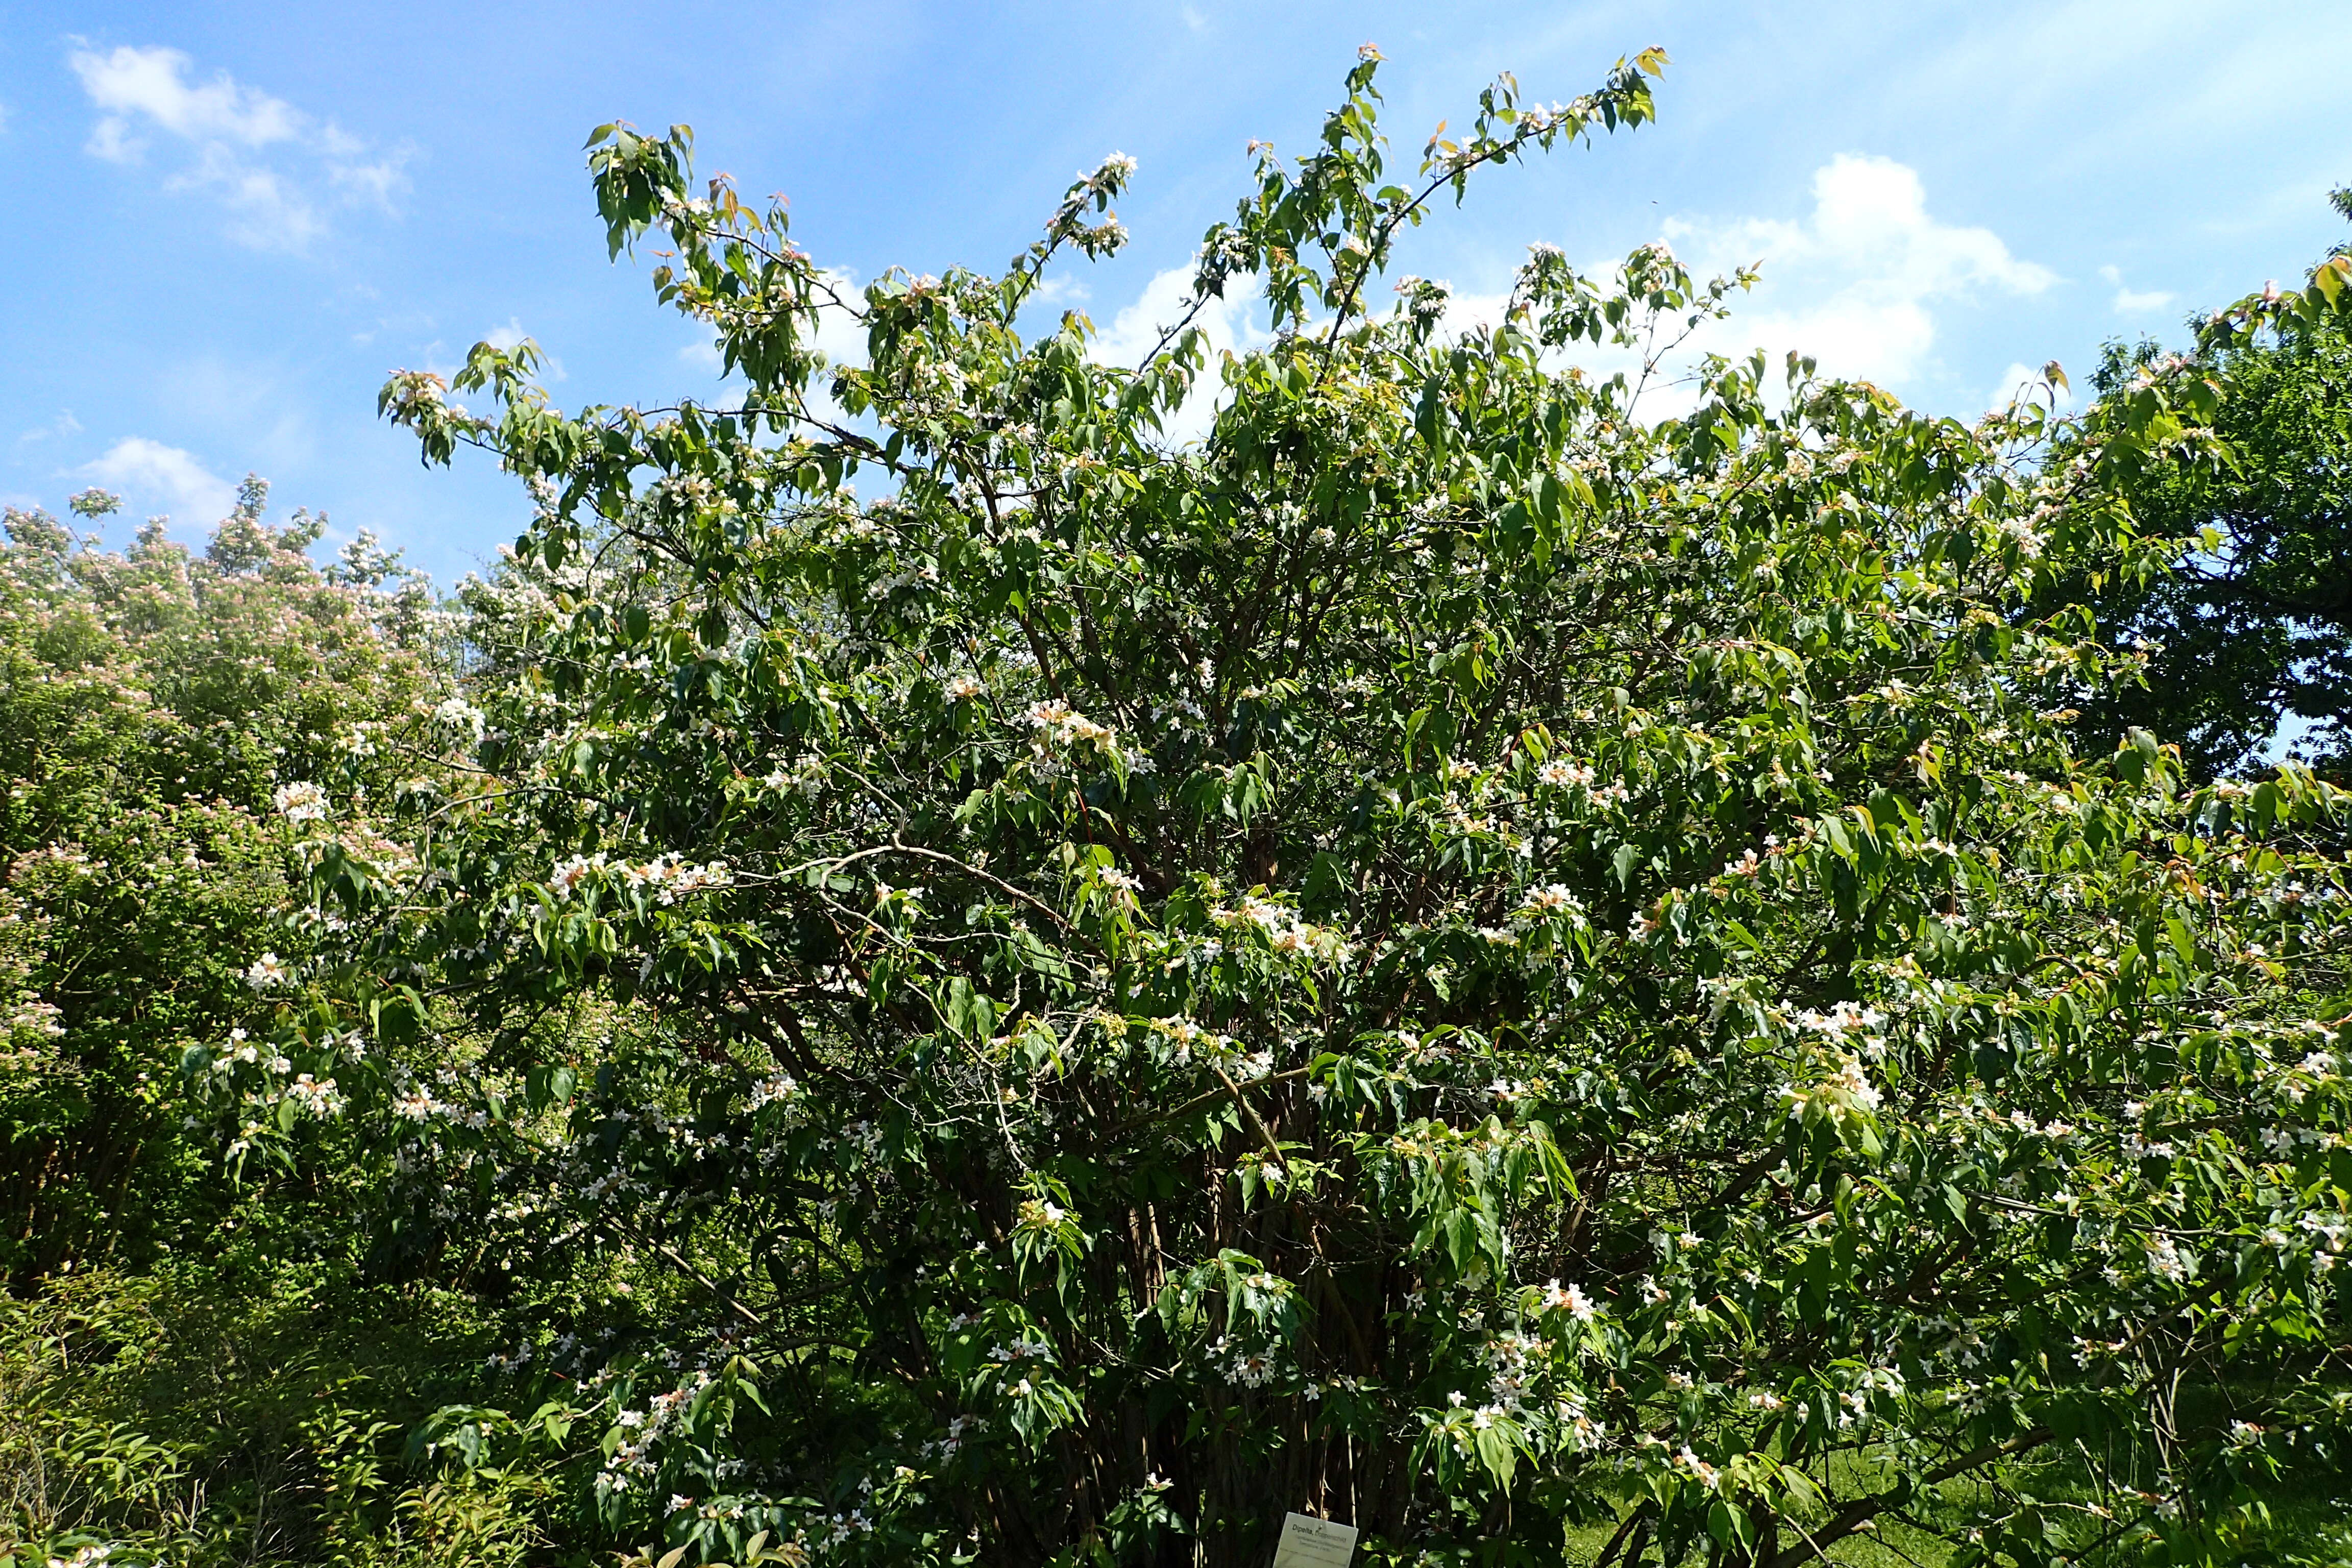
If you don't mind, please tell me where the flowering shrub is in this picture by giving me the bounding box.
[0,480,449,1285]
[175,49,2352,1568]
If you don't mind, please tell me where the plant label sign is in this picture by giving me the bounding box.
[1270,1512,1358,1568]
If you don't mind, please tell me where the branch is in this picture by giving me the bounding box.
[1104,1066,1315,1141]
[1763,1426,2052,1568]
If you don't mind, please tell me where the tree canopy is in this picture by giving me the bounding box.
[10,48,2352,1568]
[2067,190,2352,780]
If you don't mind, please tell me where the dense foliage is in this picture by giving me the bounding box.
[0,483,445,1285]
[0,490,502,1566]
[8,49,2352,1568]
[2068,190,2352,779]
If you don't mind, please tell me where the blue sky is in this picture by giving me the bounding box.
[3,1,2346,586]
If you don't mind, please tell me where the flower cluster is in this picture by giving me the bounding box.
[1212,896,1352,963]
[273,780,331,823]
[595,1372,713,1496]
[548,851,732,903]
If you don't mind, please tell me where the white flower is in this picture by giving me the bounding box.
[1544,1280,1596,1321]
[1522,883,1583,917]
[1017,1197,1067,1231]
[1675,1444,1720,1489]
[433,696,487,738]
[1534,759,1572,787]
[946,674,985,701]
[273,780,331,823]
[1830,1055,1883,1112]
[246,952,289,990]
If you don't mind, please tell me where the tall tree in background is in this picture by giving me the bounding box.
[2077,189,2352,779]
[0,484,446,1289]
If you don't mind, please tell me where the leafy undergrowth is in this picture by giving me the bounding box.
[0,1265,554,1568]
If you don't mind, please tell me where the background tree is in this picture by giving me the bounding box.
[0,480,446,1288]
[2071,188,2352,780]
[0,486,525,1568]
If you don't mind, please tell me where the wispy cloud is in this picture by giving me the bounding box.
[69,43,409,252]
[76,436,236,524]
[2099,265,2176,313]
[482,318,567,381]
[18,411,84,447]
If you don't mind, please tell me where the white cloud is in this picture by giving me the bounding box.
[1063,156,2052,435]
[1986,361,2075,413]
[68,44,408,251]
[1027,274,1090,308]
[74,43,302,154]
[1653,154,2057,396]
[1090,262,1272,444]
[76,437,236,524]
[176,144,327,248]
[812,272,871,369]
[2098,264,2176,311]
[330,155,408,207]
